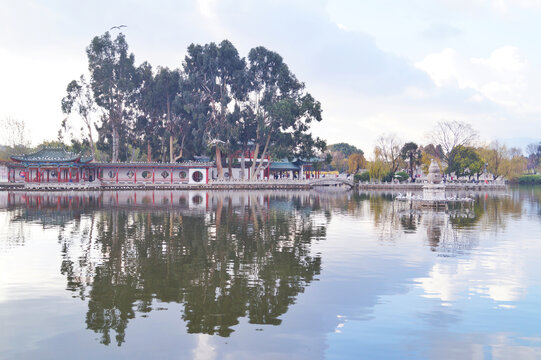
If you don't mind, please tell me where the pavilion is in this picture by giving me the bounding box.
[9,148,92,183]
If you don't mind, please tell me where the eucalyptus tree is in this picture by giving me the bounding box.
[245,46,324,179]
[183,40,246,179]
[135,61,165,161]
[61,75,98,158]
[154,67,182,162]
[87,31,139,162]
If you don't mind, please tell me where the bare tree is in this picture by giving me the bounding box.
[525,142,541,173]
[428,120,478,162]
[61,75,98,158]
[0,117,31,153]
[375,133,403,172]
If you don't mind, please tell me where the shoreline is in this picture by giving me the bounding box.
[0,182,314,192]
[357,182,507,191]
[0,181,509,192]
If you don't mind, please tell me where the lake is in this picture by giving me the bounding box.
[1,188,540,359]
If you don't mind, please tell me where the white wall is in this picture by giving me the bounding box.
[0,165,8,183]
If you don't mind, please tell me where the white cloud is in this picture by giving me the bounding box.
[0,0,540,150]
[420,23,463,40]
[415,46,541,112]
[439,0,541,14]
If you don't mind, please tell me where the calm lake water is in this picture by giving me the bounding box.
[1,188,540,359]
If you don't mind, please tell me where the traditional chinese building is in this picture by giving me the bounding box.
[9,148,92,183]
[7,147,213,185]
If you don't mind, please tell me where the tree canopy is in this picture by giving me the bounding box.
[328,143,363,157]
[61,33,325,178]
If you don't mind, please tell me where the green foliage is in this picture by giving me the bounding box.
[328,143,363,157]
[354,171,370,183]
[447,145,484,178]
[400,142,421,179]
[63,33,325,169]
[518,174,541,185]
[394,171,409,182]
[86,31,139,162]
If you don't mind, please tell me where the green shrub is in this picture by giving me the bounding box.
[394,171,409,182]
[354,172,370,183]
[382,172,394,182]
[518,174,541,185]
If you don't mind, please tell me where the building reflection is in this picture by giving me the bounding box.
[3,191,331,345]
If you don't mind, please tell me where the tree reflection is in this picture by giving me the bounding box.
[57,193,325,345]
[367,191,521,254]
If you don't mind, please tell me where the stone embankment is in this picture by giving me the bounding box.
[357,182,507,191]
[0,180,506,191]
[0,179,313,191]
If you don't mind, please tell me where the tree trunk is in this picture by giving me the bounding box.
[249,143,260,180]
[85,119,96,160]
[409,154,414,180]
[253,134,271,179]
[147,140,151,162]
[240,146,246,180]
[160,136,166,163]
[112,125,119,163]
[169,135,174,163]
[216,146,223,179]
[173,135,185,163]
[167,97,174,163]
[228,153,234,180]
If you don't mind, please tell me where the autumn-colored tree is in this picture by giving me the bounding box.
[367,148,391,181]
[330,151,348,173]
[375,134,403,172]
[347,153,367,174]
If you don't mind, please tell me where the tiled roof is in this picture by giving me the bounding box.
[80,156,94,163]
[269,162,300,171]
[10,147,83,163]
[87,161,214,167]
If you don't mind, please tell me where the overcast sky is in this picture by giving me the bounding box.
[1,0,540,152]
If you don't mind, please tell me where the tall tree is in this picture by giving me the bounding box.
[428,120,478,165]
[375,134,403,173]
[87,31,139,162]
[135,61,164,162]
[61,75,98,159]
[183,40,246,179]
[154,67,181,162]
[245,46,324,179]
[400,142,421,181]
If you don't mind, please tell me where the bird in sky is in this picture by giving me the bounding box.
[110,25,127,30]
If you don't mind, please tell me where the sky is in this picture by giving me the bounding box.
[1,0,540,152]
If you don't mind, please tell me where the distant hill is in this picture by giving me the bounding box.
[328,143,364,157]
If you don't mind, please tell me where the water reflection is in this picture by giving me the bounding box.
[1,188,540,357]
[4,191,329,345]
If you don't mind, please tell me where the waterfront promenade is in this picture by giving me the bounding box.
[0,178,507,191]
[358,181,507,191]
